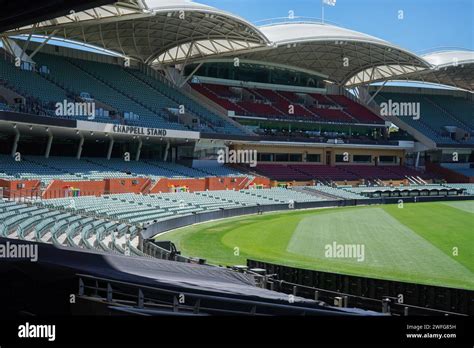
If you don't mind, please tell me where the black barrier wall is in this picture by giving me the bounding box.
[141,199,350,239]
[142,194,474,240]
[247,260,474,315]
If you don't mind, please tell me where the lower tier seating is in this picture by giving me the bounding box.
[251,163,435,181]
[34,188,325,227]
[441,163,474,177]
[0,199,145,257]
[0,155,245,184]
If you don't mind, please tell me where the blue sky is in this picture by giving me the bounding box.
[198,0,473,54]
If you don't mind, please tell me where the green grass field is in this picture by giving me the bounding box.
[156,201,474,290]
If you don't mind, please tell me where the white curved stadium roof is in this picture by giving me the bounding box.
[423,50,474,67]
[6,0,269,64]
[260,22,389,46]
[3,1,473,91]
[382,50,474,91]
[234,23,430,86]
[146,0,213,10]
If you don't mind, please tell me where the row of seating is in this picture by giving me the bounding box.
[0,154,245,183]
[127,70,244,135]
[444,183,474,194]
[1,52,243,134]
[441,163,474,177]
[36,188,326,226]
[376,92,474,145]
[0,57,67,105]
[425,95,473,130]
[0,199,144,256]
[191,82,383,124]
[251,164,435,181]
[306,185,369,200]
[342,184,471,198]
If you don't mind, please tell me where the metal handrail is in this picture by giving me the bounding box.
[76,273,361,316]
[267,275,468,316]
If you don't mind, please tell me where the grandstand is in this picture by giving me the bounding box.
[375,91,473,145]
[0,0,473,324]
[35,188,326,225]
[340,183,465,198]
[305,185,369,200]
[441,163,474,177]
[0,50,245,134]
[0,199,143,255]
[249,163,435,183]
[191,82,383,125]
[0,154,247,182]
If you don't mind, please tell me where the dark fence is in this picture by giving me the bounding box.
[380,194,474,204]
[248,260,474,316]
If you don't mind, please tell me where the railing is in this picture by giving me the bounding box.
[3,187,160,201]
[142,239,196,263]
[270,278,467,316]
[236,175,253,190]
[248,259,474,316]
[76,273,364,316]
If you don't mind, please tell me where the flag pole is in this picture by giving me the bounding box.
[322,0,325,24]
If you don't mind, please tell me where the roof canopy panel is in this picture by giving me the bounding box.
[10,1,145,30]
[156,39,263,64]
[423,50,474,67]
[416,50,474,91]
[145,0,215,11]
[261,22,389,46]
[234,23,430,86]
[373,50,474,91]
[346,65,427,87]
[6,0,269,63]
[0,0,116,32]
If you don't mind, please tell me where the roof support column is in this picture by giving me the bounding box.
[135,138,142,161]
[76,133,84,159]
[20,23,37,61]
[107,137,115,160]
[179,62,203,88]
[366,80,388,105]
[179,42,195,77]
[11,128,20,157]
[29,29,59,59]
[1,37,15,56]
[2,37,35,65]
[163,141,170,162]
[45,133,53,158]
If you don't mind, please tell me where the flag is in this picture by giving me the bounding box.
[323,0,336,6]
